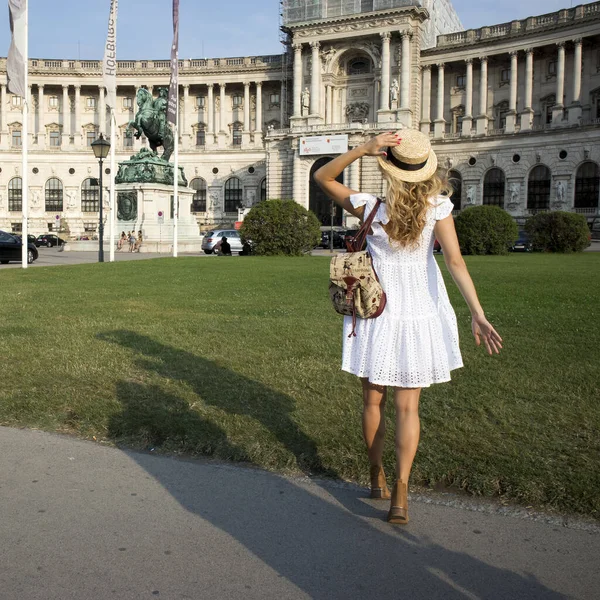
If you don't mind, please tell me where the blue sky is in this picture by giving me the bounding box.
[0,0,584,60]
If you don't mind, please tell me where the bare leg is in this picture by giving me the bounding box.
[361,378,387,467]
[393,387,422,482]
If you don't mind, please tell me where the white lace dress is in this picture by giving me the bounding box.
[342,193,463,388]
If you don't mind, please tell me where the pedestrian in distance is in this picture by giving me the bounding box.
[314,129,502,525]
[135,230,143,252]
[117,231,126,251]
[128,231,136,252]
[218,236,232,256]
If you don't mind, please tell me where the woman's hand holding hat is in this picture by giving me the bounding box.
[360,132,401,157]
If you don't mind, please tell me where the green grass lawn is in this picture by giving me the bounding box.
[1,254,599,518]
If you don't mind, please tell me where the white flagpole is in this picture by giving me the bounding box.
[21,1,28,269]
[173,87,179,258]
[109,108,116,262]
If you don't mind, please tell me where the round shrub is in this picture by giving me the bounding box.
[455,205,519,255]
[240,199,321,256]
[525,211,590,253]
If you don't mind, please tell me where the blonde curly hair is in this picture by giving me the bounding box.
[380,169,451,248]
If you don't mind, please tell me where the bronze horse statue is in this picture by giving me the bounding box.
[127,88,175,162]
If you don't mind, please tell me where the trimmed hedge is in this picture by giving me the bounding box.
[525,211,590,253]
[455,205,519,255]
[240,199,321,256]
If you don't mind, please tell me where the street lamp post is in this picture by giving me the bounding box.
[91,134,111,263]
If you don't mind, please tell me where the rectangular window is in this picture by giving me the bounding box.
[123,97,133,109]
[456,75,466,88]
[196,96,205,108]
[12,95,22,107]
[87,131,97,146]
[196,129,206,147]
[501,69,510,83]
[11,222,22,233]
[83,222,97,232]
[49,131,61,147]
[49,96,59,108]
[232,128,242,146]
[124,130,134,148]
[12,129,22,147]
[86,97,97,109]
[548,61,557,76]
[269,93,280,105]
[232,95,243,107]
[47,223,54,232]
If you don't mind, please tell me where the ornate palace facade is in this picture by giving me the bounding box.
[1,1,599,236]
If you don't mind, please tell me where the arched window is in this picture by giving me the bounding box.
[527,166,551,211]
[224,177,242,212]
[8,177,22,212]
[81,178,100,213]
[347,57,371,75]
[448,170,462,211]
[259,178,267,202]
[190,178,207,212]
[483,168,505,208]
[45,177,63,212]
[575,162,600,209]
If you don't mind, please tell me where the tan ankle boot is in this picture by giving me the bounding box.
[387,480,409,524]
[369,465,391,500]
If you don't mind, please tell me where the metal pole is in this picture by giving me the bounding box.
[329,200,334,252]
[109,109,116,262]
[98,157,104,262]
[21,2,29,269]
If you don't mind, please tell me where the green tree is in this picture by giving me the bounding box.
[525,211,590,253]
[455,205,518,255]
[240,199,321,256]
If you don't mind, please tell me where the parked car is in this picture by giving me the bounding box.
[433,239,442,253]
[201,229,243,254]
[0,230,38,264]
[14,234,37,246]
[35,234,66,248]
[511,230,533,252]
[343,229,359,249]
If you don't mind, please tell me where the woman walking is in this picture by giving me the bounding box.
[314,130,502,524]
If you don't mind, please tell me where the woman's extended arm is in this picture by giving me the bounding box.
[434,216,503,355]
[313,132,400,218]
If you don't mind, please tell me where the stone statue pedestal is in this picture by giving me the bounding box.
[115,182,200,253]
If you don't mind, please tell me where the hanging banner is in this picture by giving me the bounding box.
[102,0,118,109]
[7,0,27,98]
[299,135,349,156]
[167,0,179,125]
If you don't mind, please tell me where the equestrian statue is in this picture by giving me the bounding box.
[127,87,174,162]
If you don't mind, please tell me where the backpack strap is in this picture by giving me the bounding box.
[346,198,383,253]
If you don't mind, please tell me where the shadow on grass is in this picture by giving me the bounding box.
[96,330,569,600]
[98,330,337,477]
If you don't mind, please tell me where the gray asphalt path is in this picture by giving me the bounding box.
[0,427,598,600]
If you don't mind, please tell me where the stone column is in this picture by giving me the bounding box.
[37,85,45,147]
[505,51,518,133]
[462,59,473,135]
[569,38,583,124]
[292,148,304,208]
[73,85,82,146]
[0,84,6,148]
[219,82,226,135]
[476,57,488,136]
[292,43,303,119]
[420,65,432,134]
[62,85,70,146]
[400,31,411,110]
[255,81,263,144]
[379,32,391,114]
[207,83,214,138]
[310,41,321,117]
[520,49,534,131]
[99,86,106,135]
[433,63,445,139]
[242,81,251,146]
[325,85,332,124]
[182,84,191,148]
[553,42,566,124]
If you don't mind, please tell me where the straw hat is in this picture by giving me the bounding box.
[377,129,438,183]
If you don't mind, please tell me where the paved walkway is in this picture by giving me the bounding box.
[1,427,598,600]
